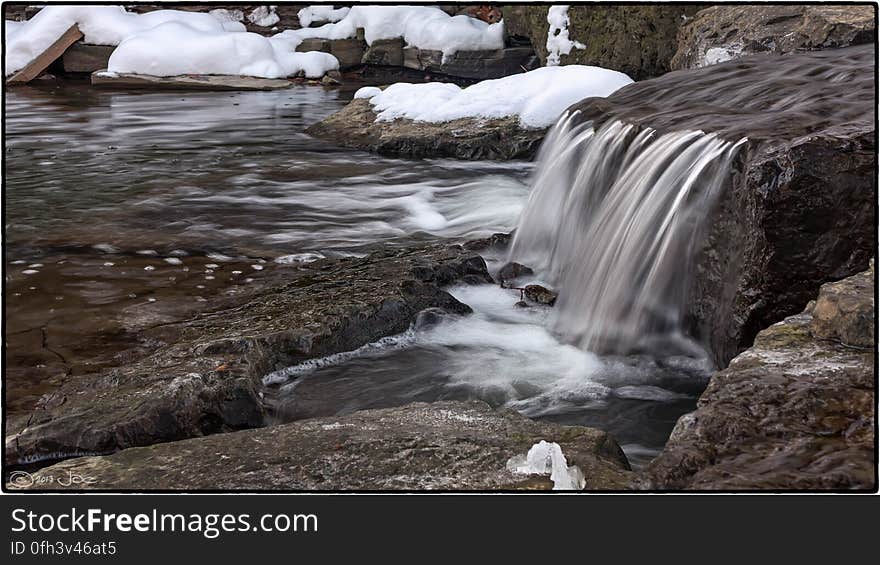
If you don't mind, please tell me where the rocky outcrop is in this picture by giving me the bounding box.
[9,401,635,490]
[672,5,876,70]
[5,244,492,467]
[502,5,703,79]
[648,268,875,490]
[570,45,876,366]
[306,98,546,160]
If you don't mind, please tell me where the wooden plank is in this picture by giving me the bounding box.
[6,24,83,84]
[90,71,295,91]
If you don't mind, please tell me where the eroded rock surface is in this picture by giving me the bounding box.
[571,46,876,365]
[5,244,492,466]
[9,401,635,491]
[672,5,876,70]
[648,269,875,490]
[306,98,546,160]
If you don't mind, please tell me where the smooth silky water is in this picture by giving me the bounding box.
[6,83,742,469]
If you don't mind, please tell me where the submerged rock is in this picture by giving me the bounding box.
[570,45,876,366]
[648,268,875,490]
[673,5,876,70]
[306,99,546,160]
[502,4,702,79]
[10,401,636,490]
[4,244,492,467]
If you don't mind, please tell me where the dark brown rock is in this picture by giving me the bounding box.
[9,401,635,490]
[403,46,539,80]
[524,284,557,306]
[4,244,492,467]
[306,98,546,161]
[648,268,875,490]
[497,262,534,282]
[362,37,405,67]
[570,45,876,366]
[672,5,876,70]
[502,5,704,79]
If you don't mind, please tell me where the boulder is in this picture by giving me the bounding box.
[9,401,636,490]
[502,5,703,79]
[497,261,534,282]
[524,284,558,306]
[810,262,875,348]
[305,98,546,160]
[5,244,492,467]
[362,37,405,67]
[648,268,875,490]
[672,5,876,70]
[569,45,876,366]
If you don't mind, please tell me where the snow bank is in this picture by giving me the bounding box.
[4,5,246,76]
[275,5,504,59]
[5,5,338,79]
[507,440,586,490]
[353,65,633,128]
[546,5,585,66]
[108,22,338,79]
[298,5,350,28]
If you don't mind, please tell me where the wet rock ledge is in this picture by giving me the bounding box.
[306,98,546,160]
[5,243,492,467]
[10,401,635,491]
[648,267,876,490]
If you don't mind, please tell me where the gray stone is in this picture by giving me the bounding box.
[403,46,539,79]
[296,38,366,70]
[524,284,558,306]
[9,401,635,490]
[648,268,875,490]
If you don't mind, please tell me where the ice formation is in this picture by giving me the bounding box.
[546,5,585,66]
[506,440,586,490]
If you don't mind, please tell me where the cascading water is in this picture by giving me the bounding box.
[510,113,747,357]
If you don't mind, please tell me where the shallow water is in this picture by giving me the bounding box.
[5,82,705,468]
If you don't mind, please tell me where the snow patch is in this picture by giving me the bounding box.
[298,6,351,28]
[507,440,586,490]
[362,65,632,128]
[546,5,585,66]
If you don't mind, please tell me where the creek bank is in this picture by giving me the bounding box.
[672,4,876,69]
[648,267,875,490]
[569,45,875,366]
[9,400,635,490]
[5,243,492,467]
[306,98,546,160]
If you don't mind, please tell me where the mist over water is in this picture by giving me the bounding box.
[511,115,747,358]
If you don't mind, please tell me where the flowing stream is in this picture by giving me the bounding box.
[5,81,742,469]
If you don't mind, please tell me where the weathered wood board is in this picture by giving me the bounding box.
[6,24,83,84]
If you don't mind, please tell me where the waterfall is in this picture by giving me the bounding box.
[510,113,746,357]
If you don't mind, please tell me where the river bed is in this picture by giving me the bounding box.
[4,82,706,468]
